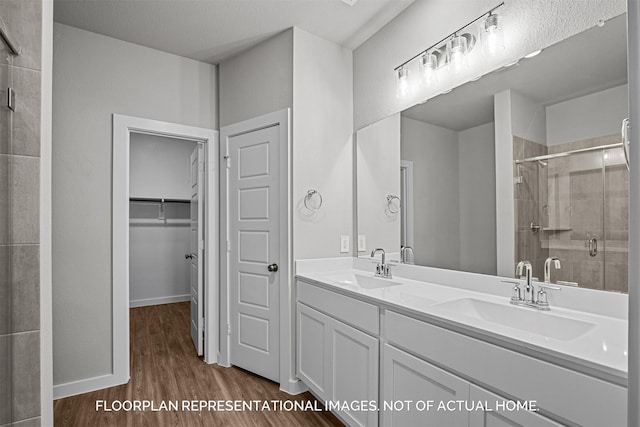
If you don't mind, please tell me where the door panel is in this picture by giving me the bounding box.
[189,145,204,356]
[382,344,470,427]
[229,125,280,382]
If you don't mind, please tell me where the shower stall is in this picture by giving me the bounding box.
[514,134,629,292]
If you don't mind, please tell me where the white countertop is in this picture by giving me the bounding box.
[295,258,628,386]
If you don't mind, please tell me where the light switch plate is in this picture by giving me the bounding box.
[340,235,349,253]
[358,235,366,252]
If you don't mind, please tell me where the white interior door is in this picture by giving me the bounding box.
[228,125,280,382]
[189,144,204,356]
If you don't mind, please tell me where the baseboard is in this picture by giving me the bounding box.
[129,294,190,308]
[53,373,128,400]
[280,378,308,395]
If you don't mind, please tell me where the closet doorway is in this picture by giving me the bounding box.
[113,115,218,388]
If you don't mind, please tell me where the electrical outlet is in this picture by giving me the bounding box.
[358,235,366,252]
[340,235,350,253]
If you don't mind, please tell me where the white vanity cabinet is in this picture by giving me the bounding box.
[381,343,469,427]
[296,278,627,427]
[296,280,379,427]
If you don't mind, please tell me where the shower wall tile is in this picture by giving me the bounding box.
[10,417,41,426]
[0,335,10,425]
[605,262,628,293]
[573,260,603,290]
[0,0,42,71]
[0,155,39,244]
[11,331,40,422]
[9,245,39,333]
[606,166,628,199]
[605,197,628,231]
[571,170,603,200]
[0,66,41,157]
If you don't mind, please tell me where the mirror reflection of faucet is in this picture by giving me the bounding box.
[400,246,414,264]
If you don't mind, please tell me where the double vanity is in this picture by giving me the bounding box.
[295,257,628,427]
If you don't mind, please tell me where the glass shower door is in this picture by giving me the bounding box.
[603,145,629,292]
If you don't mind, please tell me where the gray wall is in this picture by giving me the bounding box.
[52,23,217,387]
[353,0,626,130]
[458,122,497,275]
[357,114,401,256]
[546,84,628,146]
[292,28,354,259]
[401,116,460,269]
[0,0,43,424]
[130,133,196,199]
[219,29,293,127]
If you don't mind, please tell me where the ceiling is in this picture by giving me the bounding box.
[402,13,628,131]
[53,0,415,64]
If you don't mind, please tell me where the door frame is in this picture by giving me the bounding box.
[219,109,297,393]
[112,114,219,387]
[400,160,414,249]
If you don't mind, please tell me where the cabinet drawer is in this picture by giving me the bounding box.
[297,279,379,335]
[385,310,626,427]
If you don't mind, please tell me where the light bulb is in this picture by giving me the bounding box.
[396,67,410,98]
[449,35,468,74]
[482,13,504,55]
[420,52,438,86]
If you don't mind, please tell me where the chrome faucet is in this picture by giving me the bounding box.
[510,260,561,311]
[371,248,392,279]
[544,257,561,283]
[400,246,414,264]
[516,260,534,302]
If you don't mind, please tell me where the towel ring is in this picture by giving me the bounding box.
[387,195,401,214]
[304,189,323,210]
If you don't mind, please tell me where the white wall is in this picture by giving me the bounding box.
[357,114,401,256]
[130,133,196,199]
[293,28,354,260]
[353,0,625,129]
[52,23,217,387]
[458,122,497,275]
[511,90,546,144]
[546,84,629,145]
[129,134,195,307]
[494,90,515,276]
[401,116,460,269]
[219,29,293,127]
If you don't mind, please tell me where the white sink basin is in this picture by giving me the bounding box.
[321,272,402,290]
[434,298,595,341]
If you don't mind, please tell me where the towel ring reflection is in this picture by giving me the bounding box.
[387,195,401,214]
[304,189,323,211]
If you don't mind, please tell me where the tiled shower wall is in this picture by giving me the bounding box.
[514,134,629,292]
[0,1,42,426]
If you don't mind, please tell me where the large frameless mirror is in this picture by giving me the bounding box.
[356,13,629,293]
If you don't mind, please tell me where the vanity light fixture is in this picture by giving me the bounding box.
[482,12,505,55]
[393,2,504,97]
[420,51,439,86]
[395,66,410,99]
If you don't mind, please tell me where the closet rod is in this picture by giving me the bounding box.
[129,197,191,204]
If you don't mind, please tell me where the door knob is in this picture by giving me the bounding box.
[185,254,193,259]
[267,263,279,272]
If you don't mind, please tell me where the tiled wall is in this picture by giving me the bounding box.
[514,134,629,292]
[0,0,42,426]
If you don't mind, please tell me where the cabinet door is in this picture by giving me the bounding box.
[469,385,564,427]
[331,319,379,427]
[382,344,469,427]
[297,303,331,400]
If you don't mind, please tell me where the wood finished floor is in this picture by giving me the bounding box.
[54,302,343,427]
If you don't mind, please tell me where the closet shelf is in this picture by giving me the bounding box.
[129,197,190,204]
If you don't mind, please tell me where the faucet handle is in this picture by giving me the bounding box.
[536,285,561,308]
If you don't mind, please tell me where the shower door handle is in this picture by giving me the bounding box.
[622,118,630,171]
[588,238,598,257]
